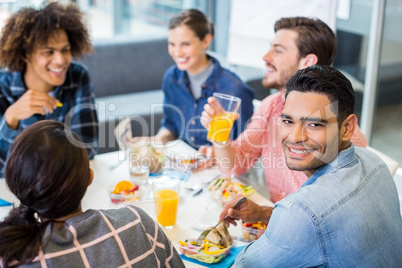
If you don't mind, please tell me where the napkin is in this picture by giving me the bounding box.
[0,198,12,206]
[180,245,246,268]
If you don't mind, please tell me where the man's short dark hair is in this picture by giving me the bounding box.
[275,17,336,65]
[285,65,355,125]
[0,2,92,72]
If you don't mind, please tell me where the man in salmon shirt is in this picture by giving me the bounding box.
[201,17,366,213]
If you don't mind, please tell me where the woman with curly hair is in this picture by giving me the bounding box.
[0,2,99,176]
[0,120,184,267]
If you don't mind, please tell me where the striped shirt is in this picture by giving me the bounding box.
[0,62,99,176]
[232,92,367,203]
[16,206,185,268]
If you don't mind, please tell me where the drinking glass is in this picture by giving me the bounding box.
[207,93,241,144]
[152,175,180,229]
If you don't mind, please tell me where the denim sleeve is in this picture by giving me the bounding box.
[234,199,322,268]
[67,69,99,159]
[231,83,254,140]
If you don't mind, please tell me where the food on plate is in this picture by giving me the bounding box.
[170,156,208,173]
[110,180,140,204]
[207,177,255,205]
[178,222,234,263]
[129,142,164,173]
[242,221,267,241]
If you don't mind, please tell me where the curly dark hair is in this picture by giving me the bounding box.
[0,2,92,72]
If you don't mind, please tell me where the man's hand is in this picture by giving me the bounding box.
[219,195,274,227]
[4,89,60,129]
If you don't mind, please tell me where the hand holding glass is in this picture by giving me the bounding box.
[207,93,241,144]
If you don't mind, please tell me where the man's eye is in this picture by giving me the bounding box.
[309,123,323,127]
[62,47,71,53]
[42,50,53,55]
[282,119,292,124]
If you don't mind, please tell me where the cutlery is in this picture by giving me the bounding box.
[195,197,246,245]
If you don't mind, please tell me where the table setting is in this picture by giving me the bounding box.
[0,139,273,268]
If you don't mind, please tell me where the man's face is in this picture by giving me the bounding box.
[280,91,342,177]
[24,29,72,92]
[168,24,211,75]
[262,29,304,91]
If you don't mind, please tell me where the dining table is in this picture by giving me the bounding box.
[0,140,273,268]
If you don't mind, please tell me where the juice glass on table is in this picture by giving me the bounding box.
[152,175,180,229]
[207,93,241,144]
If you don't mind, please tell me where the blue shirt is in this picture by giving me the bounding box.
[235,145,402,267]
[161,56,254,148]
[0,62,99,176]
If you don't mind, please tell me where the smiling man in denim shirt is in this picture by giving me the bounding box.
[220,65,402,267]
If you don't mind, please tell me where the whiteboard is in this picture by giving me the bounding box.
[227,0,337,69]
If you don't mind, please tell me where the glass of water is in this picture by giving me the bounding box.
[129,149,150,184]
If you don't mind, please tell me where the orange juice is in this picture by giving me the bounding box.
[207,112,236,143]
[154,189,179,227]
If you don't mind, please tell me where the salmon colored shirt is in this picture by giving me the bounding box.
[231,92,367,203]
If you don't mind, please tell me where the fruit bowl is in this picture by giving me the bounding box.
[109,180,140,204]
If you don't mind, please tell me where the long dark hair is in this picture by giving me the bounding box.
[169,9,214,40]
[0,120,91,267]
[275,17,336,65]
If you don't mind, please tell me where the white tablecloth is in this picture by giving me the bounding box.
[0,140,273,267]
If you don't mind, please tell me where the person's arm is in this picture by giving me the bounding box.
[234,199,322,267]
[68,67,99,159]
[154,128,176,144]
[4,89,59,129]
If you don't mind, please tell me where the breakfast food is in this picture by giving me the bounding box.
[207,177,255,205]
[178,222,234,264]
[129,142,164,173]
[242,221,267,241]
[110,180,140,204]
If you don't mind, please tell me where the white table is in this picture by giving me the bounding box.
[0,140,273,267]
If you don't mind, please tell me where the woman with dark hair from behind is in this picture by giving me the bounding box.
[0,120,185,267]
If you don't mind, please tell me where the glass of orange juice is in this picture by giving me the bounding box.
[152,175,180,229]
[207,93,241,144]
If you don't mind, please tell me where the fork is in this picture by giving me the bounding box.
[195,197,246,245]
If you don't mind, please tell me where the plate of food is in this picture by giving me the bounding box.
[109,180,140,204]
[169,156,209,173]
[177,221,235,264]
[206,175,255,205]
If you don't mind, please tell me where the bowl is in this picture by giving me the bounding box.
[109,180,140,204]
[177,238,234,264]
[241,222,267,241]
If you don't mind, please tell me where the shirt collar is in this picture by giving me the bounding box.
[302,143,356,187]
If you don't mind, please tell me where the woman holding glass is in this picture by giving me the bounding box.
[153,9,254,149]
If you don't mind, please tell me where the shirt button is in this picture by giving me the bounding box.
[194,103,197,108]
[202,84,206,88]
[190,137,195,141]
[192,120,196,125]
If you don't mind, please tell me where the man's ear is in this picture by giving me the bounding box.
[341,114,357,141]
[300,54,318,68]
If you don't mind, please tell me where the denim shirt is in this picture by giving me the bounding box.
[235,144,402,267]
[0,62,99,176]
[161,56,254,148]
